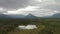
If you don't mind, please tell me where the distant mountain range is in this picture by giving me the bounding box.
[25,14,38,19]
[0,13,60,19]
[0,14,37,19]
[0,14,10,18]
[41,13,60,18]
[50,13,60,18]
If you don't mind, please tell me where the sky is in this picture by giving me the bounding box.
[0,0,60,17]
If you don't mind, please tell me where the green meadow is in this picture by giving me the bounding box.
[0,18,60,34]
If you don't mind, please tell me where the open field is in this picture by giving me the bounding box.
[0,18,60,34]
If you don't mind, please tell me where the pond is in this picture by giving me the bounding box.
[18,25,37,30]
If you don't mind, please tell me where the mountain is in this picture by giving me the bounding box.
[51,13,60,18]
[0,14,37,19]
[0,14,11,18]
[0,14,25,19]
[0,13,60,19]
[9,14,25,18]
[25,14,37,19]
[42,13,60,18]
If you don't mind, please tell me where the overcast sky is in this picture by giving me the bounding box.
[0,0,60,17]
[0,0,59,9]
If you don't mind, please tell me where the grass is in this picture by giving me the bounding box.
[0,18,60,34]
[7,25,45,34]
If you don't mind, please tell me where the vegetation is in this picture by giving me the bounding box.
[0,18,60,34]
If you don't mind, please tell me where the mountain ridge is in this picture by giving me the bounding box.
[0,13,60,19]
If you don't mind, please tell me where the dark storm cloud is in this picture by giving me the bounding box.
[0,0,29,9]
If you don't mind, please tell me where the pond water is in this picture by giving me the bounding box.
[18,25,37,30]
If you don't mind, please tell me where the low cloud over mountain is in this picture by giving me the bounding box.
[0,0,60,18]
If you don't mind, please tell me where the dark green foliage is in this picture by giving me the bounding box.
[0,18,60,34]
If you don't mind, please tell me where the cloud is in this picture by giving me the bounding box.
[0,8,5,11]
[0,0,59,10]
[0,8,7,14]
[3,6,39,15]
[2,5,59,17]
[21,9,59,17]
[3,9,59,17]
[0,0,58,9]
[6,11,23,14]
[16,6,39,11]
[1,0,60,17]
[29,0,56,6]
[0,0,29,9]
